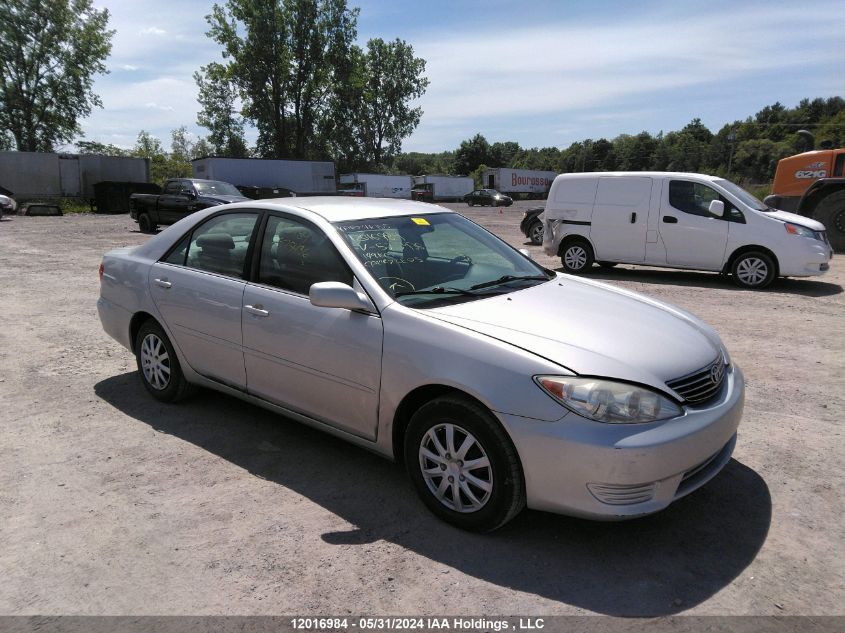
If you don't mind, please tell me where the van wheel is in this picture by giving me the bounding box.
[404,396,525,532]
[561,240,594,274]
[138,213,157,234]
[731,251,776,289]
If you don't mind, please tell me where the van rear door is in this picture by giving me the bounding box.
[589,176,651,262]
[657,179,729,269]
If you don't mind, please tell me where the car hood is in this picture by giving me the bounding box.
[199,194,251,204]
[426,275,722,394]
[763,209,826,231]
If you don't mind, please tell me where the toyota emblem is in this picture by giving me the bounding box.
[710,362,724,385]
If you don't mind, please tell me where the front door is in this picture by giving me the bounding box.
[242,213,384,440]
[655,179,729,269]
[589,176,651,262]
[149,211,261,389]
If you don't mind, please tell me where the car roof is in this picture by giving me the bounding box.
[553,171,723,182]
[245,196,455,222]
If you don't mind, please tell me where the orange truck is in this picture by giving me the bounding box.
[764,131,845,251]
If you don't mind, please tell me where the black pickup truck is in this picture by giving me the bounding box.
[129,178,249,233]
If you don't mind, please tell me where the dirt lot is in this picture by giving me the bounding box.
[0,203,843,617]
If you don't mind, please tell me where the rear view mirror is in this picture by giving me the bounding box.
[709,200,725,217]
[310,282,375,313]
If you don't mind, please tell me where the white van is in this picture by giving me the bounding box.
[542,172,833,288]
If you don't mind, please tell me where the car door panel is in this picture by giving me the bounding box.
[149,263,247,388]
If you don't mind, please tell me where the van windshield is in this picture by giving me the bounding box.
[714,179,769,211]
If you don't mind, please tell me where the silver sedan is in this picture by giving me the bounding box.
[98,197,743,531]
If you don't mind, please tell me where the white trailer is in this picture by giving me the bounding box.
[411,175,474,201]
[0,151,149,199]
[482,168,557,197]
[339,173,412,199]
[192,157,336,195]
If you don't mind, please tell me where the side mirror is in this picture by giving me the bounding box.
[519,248,531,258]
[309,282,375,313]
[709,200,725,217]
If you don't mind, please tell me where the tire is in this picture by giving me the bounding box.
[560,239,595,274]
[528,221,544,246]
[135,320,193,402]
[813,189,845,252]
[138,212,157,234]
[597,261,618,269]
[404,396,525,532]
[731,251,776,289]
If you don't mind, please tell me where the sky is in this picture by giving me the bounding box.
[79,0,845,155]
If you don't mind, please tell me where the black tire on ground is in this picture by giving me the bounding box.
[731,251,776,289]
[404,396,526,532]
[528,221,544,245]
[560,239,595,274]
[597,261,618,268]
[135,319,193,402]
[138,212,157,234]
[813,189,845,252]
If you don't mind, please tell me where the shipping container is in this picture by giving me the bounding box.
[339,173,412,198]
[192,157,336,195]
[411,175,474,201]
[0,151,149,199]
[482,168,557,197]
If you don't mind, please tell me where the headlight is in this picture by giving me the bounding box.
[534,375,683,424]
[785,223,818,239]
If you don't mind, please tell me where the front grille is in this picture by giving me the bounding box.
[666,358,726,405]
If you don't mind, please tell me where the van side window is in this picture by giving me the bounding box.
[669,181,722,218]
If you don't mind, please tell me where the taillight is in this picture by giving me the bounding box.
[99,262,104,281]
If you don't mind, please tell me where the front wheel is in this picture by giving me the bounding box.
[731,251,776,289]
[135,320,193,402]
[560,240,594,274]
[528,221,544,245]
[404,396,525,532]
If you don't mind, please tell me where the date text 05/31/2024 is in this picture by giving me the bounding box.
[290,617,546,631]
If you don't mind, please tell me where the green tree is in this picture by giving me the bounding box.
[454,134,492,175]
[194,62,248,157]
[206,0,359,159]
[0,0,113,151]
[76,140,130,156]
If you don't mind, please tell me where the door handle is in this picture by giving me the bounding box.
[153,278,172,289]
[630,212,637,223]
[244,304,269,317]
[663,216,678,224]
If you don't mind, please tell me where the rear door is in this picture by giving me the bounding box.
[589,177,651,262]
[656,179,729,269]
[149,211,261,389]
[241,213,384,440]
[157,180,187,225]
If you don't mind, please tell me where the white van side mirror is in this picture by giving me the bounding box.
[709,200,725,217]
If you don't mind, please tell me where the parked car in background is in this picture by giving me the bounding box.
[464,189,513,207]
[0,193,15,219]
[99,197,743,531]
[129,178,249,233]
[520,206,545,245]
[543,172,833,288]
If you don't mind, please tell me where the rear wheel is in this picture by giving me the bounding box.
[528,221,544,245]
[814,189,845,252]
[560,239,594,274]
[731,251,776,289]
[404,396,525,532]
[138,212,157,234]
[135,320,192,402]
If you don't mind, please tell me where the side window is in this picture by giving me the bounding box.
[669,181,721,217]
[179,181,195,196]
[184,213,259,278]
[163,235,190,265]
[163,181,180,195]
[258,215,352,294]
[834,154,845,177]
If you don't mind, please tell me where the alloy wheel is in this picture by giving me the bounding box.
[419,423,492,513]
[140,333,171,390]
[736,257,768,286]
[564,245,588,270]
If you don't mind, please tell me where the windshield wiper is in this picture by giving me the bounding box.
[469,274,551,291]
[394,286,480,298]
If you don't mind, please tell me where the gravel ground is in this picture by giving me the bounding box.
[0,203,843,617]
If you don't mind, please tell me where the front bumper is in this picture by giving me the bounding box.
[499,364,744,519]
[778,239,832,277]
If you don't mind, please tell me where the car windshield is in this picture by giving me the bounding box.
[714,178,769,211]
[194,180,242,197]
[335,213,553,307]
